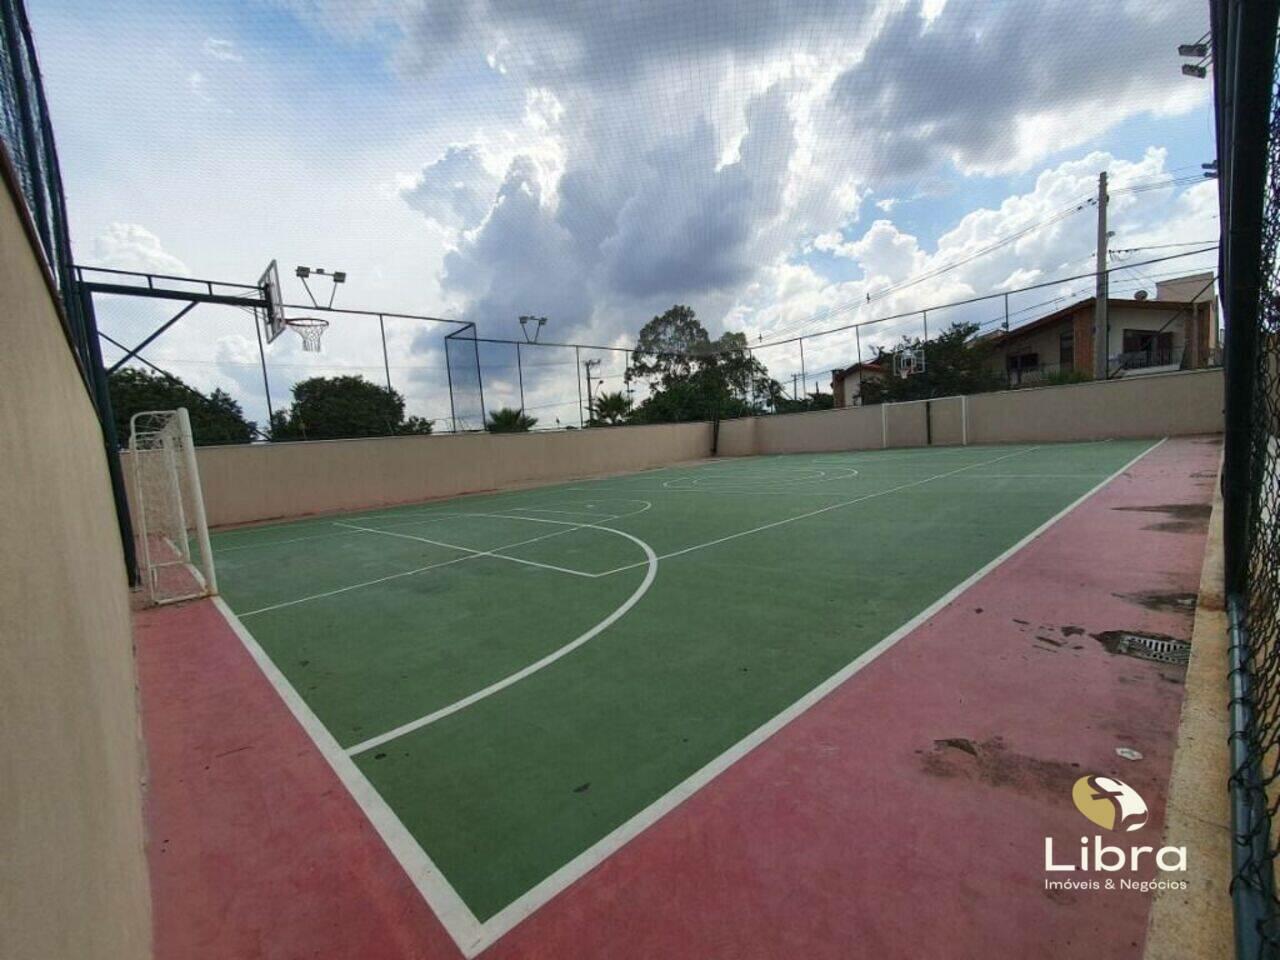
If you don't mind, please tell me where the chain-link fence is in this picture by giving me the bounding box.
[81,271,670,437]
[1219,2,1280,957]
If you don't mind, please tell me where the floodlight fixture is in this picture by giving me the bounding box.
[1177,43,1208,57]
[518,315,549,343]
[295,265,348,309]
[1181,64,1207,78]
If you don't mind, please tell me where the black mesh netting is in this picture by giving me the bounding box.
[1232,29,1280,956]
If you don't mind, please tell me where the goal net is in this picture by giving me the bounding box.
[129,408,217,605]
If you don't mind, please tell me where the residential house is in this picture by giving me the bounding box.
[830,359,888,407]
[985,272,1219,385]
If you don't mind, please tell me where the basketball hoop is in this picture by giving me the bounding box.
[895,346,925,378]
[287,316,329,353]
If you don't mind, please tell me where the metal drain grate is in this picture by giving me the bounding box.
[1114,633,1191,665]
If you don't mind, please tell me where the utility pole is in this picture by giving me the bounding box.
[583,357,601,425]
[1004,293,1012,386]
[1093,171,1110,379]
[799,338,807,396]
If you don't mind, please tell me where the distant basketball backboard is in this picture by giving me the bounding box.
[258,260,287,343]
[895,346,925,378]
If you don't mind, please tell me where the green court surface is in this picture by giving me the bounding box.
[213,439,1155,922]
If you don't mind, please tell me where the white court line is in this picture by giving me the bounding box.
[594,445,1044,577]
[661,465,861,490]
[346,521,659,756]
[214,438,1164,957]
[334,521,599,579]
[504,499,654,521]
[506,506,612,518]
[237,522,592,617]
[210,597,488,953]
[215,528,366,554]
[214,507,494,555]
[470,437,1167,952]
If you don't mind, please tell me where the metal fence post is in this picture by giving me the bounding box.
[378,313,392,392]
[252,305,275,433]
[575,345,583,427]
[516,341,525,413]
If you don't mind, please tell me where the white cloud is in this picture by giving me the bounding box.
[400,145,501,231]
[203,38,242,62]
[34,0,1217,417]
[187,71,212,103]
[92,223,190,275]
[724,147,1218,387]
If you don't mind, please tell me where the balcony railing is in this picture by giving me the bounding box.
[1113,346,1178,371]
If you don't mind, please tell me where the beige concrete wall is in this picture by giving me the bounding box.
[153,365,1223,528]
[717,368,1221,458]
[716,416,758,457]
[966,368,1223,444]
[753,404,885,454]
[0,172,151,957]
[177,420,712,527]
[927,396,967,446]
[883,401,929,449]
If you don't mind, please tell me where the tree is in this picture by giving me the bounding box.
[271,375,418,440]
[860,322,1007,404]
[487,407,538,432]
[108,367,254,446]
[592,391,630,425]
[627,305,780,423]
[399,415,435,435]
[773,390,835,414]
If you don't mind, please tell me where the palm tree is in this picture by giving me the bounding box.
[592,391,631,425]
[487,407,538,432]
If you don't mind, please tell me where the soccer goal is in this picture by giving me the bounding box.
[129,408,217,605]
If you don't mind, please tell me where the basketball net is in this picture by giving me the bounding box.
[287,317,329,353]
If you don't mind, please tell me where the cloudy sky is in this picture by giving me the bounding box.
[30,0,1217,429]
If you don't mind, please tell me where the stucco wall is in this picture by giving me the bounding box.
[176,420,713,527]
[927,396,967,446]
[751,404,885,454]
[0,172,151,958]
[715,368,1221,458]
[965,367,1223,444]
[142,364,1222,530]
[1106,304,1187,357]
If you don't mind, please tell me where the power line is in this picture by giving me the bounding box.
[733,245,1217,356]
[766,192,1097,341]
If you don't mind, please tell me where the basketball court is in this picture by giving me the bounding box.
[134,434,1218,958]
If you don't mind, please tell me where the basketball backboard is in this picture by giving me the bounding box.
[258,260,287,343]
[895,346,925,377]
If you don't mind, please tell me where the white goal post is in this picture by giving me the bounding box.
[129,408,217,605]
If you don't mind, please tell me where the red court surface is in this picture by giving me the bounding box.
[135,436,1218,959]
